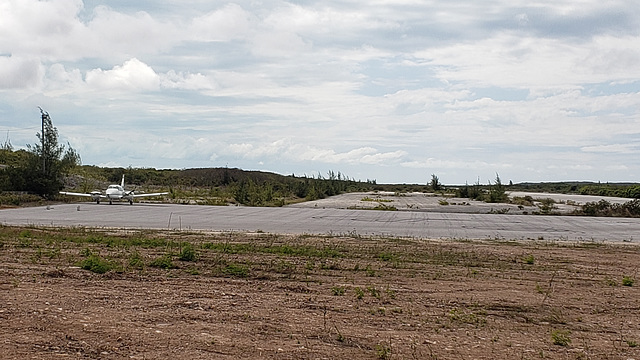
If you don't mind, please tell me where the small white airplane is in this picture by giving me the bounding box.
[59,175,169,205]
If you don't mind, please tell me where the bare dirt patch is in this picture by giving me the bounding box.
[1,226,640,359]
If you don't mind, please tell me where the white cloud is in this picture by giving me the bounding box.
[0,56,43,88]
[225,139,408,166]
[417,33,640,89]
[84,6,180,60]
[0,0,85,60]
[1,1,639,183]
[85,58,159,91]
[190,4,253,42]
[581,144,639,154]
[160,70,217,90]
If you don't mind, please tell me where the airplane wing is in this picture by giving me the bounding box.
[59,191,106,198]
[131,192,169,198]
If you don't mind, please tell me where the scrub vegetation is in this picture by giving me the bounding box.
[2,116,640,215]
[62,166,376,207]
[2,225,640,358]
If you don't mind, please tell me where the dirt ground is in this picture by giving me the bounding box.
[1,226,640,359]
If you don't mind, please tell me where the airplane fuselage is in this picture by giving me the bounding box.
[105,184,134,204]
[60,174,168,205]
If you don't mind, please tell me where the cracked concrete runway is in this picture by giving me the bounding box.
[1,202,639,242]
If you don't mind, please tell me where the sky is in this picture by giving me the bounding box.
[1,0,639,185]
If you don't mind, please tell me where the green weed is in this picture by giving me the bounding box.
[128,251,145,270]
[223,263,249,278]
[375,343,392,360]
[149,255,175,269]
[448,307,487,327]
[551,329,571,346]
[80,254,113,274]
[523,254,535,265]
[331,286,346,296]
[367,286,381,299]
[179,243,197,262]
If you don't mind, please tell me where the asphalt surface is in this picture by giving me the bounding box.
[1,203,639,242]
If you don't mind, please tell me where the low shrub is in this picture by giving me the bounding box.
[80,254,113,274]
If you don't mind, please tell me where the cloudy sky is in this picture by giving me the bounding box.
[1,0,639,184]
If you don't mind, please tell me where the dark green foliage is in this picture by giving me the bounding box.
[580,199,640,217]
[456,180,484,201]
[456,175,508,203]
[430,174,441,191]
[0,110,80,198]
[487,174,508,203]
[179,243,197,262]
[578,184,640,199]
[229,170,361,205]
[511,181,640,200]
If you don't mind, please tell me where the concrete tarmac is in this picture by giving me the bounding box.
[1,203,639,242]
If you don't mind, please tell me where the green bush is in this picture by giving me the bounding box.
[551,329,571,346]
[179,243,197,262]
[80,254,113,274]
[149,255,175,269]
[523,254,535,265]
[581,199,640,217]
